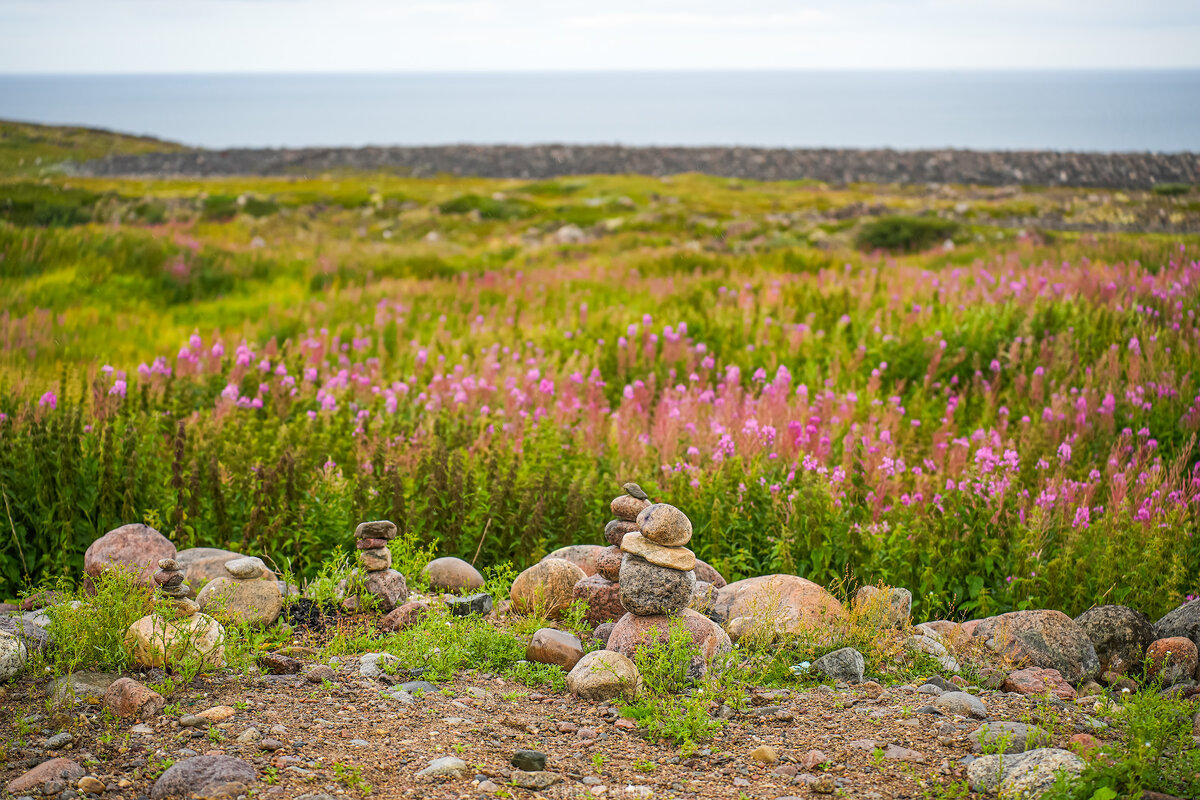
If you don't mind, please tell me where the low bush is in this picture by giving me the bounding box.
[856,215,959,252]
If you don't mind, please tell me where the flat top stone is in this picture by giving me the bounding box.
[224,557,266,579]
[355,520,398,539]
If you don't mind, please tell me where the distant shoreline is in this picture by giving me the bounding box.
[78,144,1200,189]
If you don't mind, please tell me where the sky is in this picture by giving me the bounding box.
[1,0,1199,73]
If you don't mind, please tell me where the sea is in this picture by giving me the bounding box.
[1,71,1198,152]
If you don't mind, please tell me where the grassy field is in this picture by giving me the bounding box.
[2,121,1199,621]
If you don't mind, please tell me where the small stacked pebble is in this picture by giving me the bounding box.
[354,520,409,612]
[572,483,649,625]
[153,558,198,616]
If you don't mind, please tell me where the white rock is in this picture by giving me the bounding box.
[0,631,29,680]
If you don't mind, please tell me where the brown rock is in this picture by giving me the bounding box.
[84,524,176,589]
[1003,667,1077,700]
[693,559,727,589]
[103,677,165,720]
[635,503,693,547]
[176,548,274,595]
[1075,605,1154,676]
[125,613,225,669]
[544,544,604,577]
[1068,733,1101,757]
[593,622,616,647]
[565,650,641,701]
[595,545,623,582]
[618,553,695,616]
[258,652,301,674]
[510,558,586,619]
[573,574,625,624]
[6,758,84,795]
[611,495,650,522]
[422,557,485,591]
[604,519,639,547]
[1146,637,1199,685]
[608,608,732,667]
[713,574,846,633]
[972,610,1100,683]
[357,547,392,572]
[526,628,585,670]
[356,538,389,550]
[195,576,282,626]
[379,601,430,631]
[355,520,398,540]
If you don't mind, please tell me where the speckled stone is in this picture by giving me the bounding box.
[617,553,695,617]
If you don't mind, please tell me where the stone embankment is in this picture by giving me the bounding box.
[77,145,1200,189]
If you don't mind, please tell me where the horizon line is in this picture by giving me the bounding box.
[4,66,1200,77]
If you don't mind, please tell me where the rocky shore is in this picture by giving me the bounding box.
[76,145,1199,189]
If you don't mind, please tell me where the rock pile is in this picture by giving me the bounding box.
[354,520,409,612]
[607,497,730,676]
[154,558,199,617]
[572,483,649,625]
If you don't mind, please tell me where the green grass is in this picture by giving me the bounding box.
[0,119,184,177]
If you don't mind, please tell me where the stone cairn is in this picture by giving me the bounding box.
[354,520,409,612]
[153,558,198,617]
[573,483,649,625]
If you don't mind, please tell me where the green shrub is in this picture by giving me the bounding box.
[1151,183,1192,197]
[32,568,153,676]
[0,182,101,226]
[438,194,532,220]
[856,215,959,252]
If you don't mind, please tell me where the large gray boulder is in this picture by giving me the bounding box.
[1074,605,1153,676]
[1153,599,1200,648]
[972,610,1099,683]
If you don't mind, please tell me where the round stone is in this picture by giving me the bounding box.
[379,601,429,632]
[610,495,650,522]
[526,628,585,670]
[125,613,225,670]
[971,610,1100,683]
[595,546,622,582]
[158,558,180,571]
[1075,605,1154,676]
[153,570,183,587]
[357,547,392,572]
[150,755,255,800]
[510,558,586,619]
[619,532,696,571]
[422,557,485,591]
[693,559,727,589]
[196,576,282,626]
[223,557,266,580]
[1145,637,1198,685]
[572,574,625,625]
[635,503,692,547]
[0,631,28,681]
[363,568,409,612]
[713,574,847,633]
[543,545,604,577]
[607,608,732,676]
[604,519,639,547]
[618,553,695,617]
[566,650,641,701]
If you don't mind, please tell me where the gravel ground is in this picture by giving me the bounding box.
[75,146,1200,189]
[1,648,1107,800]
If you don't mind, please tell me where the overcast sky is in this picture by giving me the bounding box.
[2,0,1198,73]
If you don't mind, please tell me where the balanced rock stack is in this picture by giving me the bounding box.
[195,557,282,627]
[355,520,409,612]
[607,498,731,677]
[154,558,198,617]
[572,483,649,625]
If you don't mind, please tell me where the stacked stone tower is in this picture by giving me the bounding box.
[354,520,409,612]
[572,483,650,625]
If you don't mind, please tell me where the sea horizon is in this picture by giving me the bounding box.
[2,69,1198,152]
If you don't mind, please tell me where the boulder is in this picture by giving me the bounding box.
[971,610,1100,683]
[526,628,585,670]
[0,615,50,652]
[813,647,864,683]
[1153,599,1200,647]
[635,503,693,547]
[6,758,85,796]
[125,613,225,669]
[592,622,616,647]
[1145,637,1198,686]
[1074,605,1153,676]
[618,554,695,616]
[969,721,1051,754]
[853,586,912,627]
[566,650,641,701]
[510,558,586,619]
[934,691,988,719]
[693,558,727,589]
[84,524,175,589]
[195,576,282,627]
[607,608,731,673]
[151,755,256,800]
[572,574,625,625]
[1003,668,1076,700]
[103,677,165,720]
[355,520,398,540]
[967,749,1085,798]
[713,574,846,633]
[223,557,267,579]
[364,568,409,612]
[422,557,485,592]
[0,630,28,680]
[595,545,623,582]
[619,532,696,570]
[543,544,604,577]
